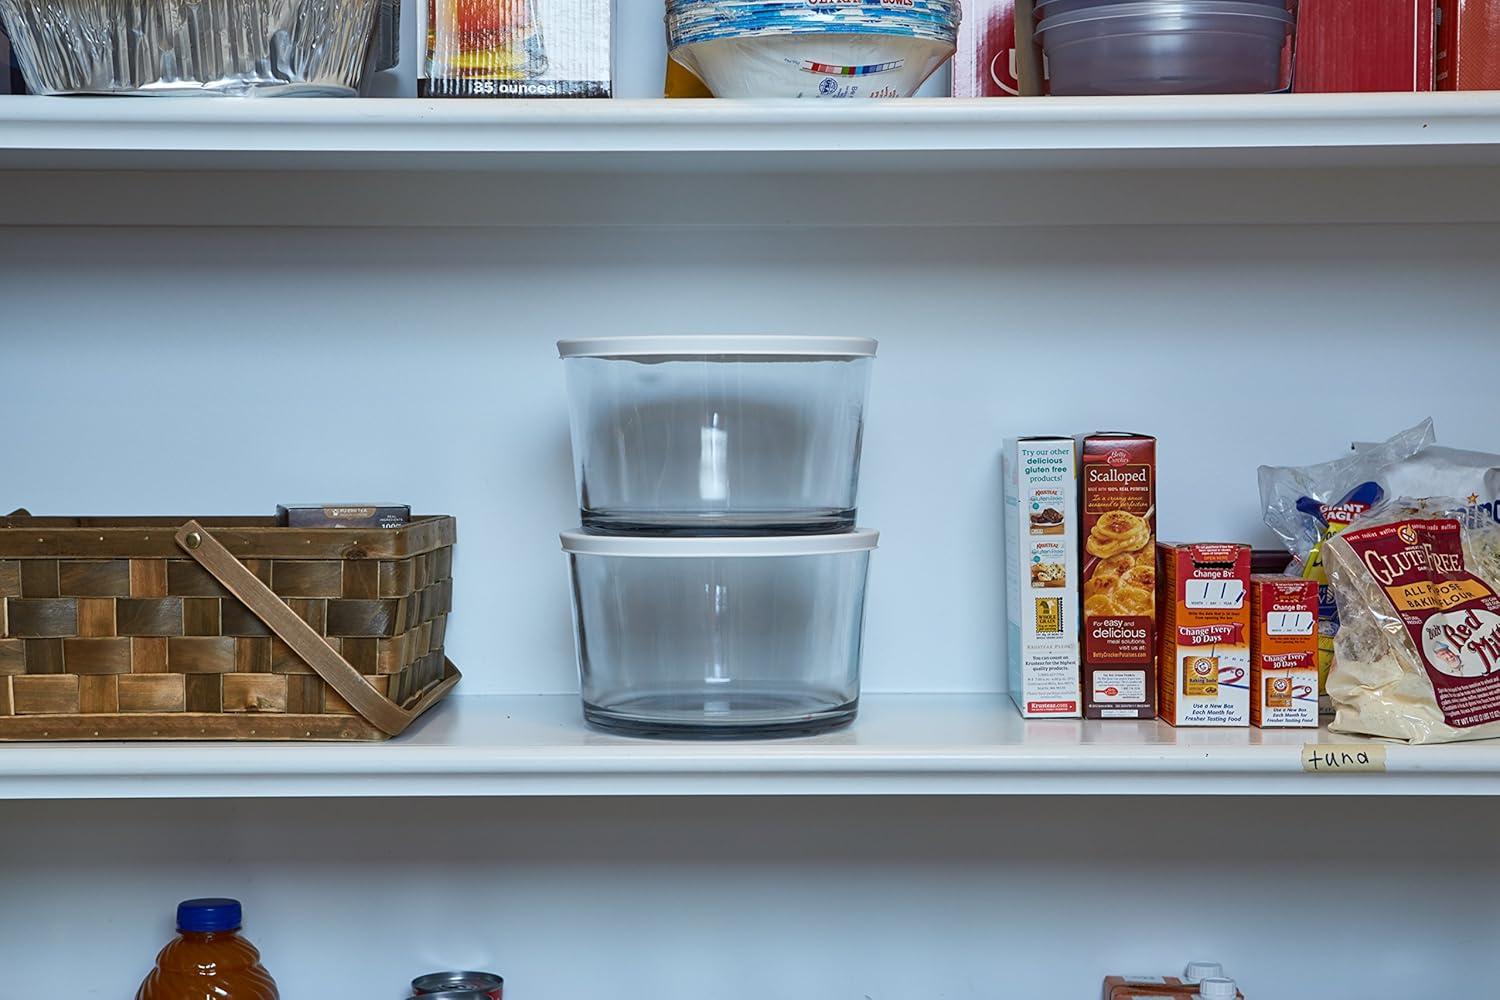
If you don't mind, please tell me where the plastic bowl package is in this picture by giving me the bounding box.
[1035,1,1294,95]
[558,336,876,535]
[0,0,380,95]
[671,32,956,98]
[561,529,878,738]
[667,0,960,98]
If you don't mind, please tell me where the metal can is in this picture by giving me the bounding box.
[409,993,494,1000]
[411,971,504,999]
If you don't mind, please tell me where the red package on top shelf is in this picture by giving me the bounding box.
[1438,0,1500,90]
[1294,0,1437,91]
[952,0,1044,96]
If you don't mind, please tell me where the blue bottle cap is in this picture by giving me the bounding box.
[176,898,243,933]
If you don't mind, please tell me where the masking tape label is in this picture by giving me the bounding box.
[1302,743,1388,773]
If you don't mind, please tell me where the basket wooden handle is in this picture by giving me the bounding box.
[173,520,454,736]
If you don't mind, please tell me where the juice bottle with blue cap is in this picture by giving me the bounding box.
[136,898,279,1000]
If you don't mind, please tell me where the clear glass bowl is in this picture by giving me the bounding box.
[562,529,878,738]
[558,336,876,536]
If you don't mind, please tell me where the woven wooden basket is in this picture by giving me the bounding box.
[0,512,460,741]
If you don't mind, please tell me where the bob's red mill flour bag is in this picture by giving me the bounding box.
[1323,497,1500,743]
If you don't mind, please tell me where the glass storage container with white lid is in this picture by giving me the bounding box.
[558,335,876,536]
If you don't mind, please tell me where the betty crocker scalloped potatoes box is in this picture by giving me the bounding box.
[1080,433,1156,720]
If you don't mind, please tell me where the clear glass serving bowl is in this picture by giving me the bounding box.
[562,529,879,738]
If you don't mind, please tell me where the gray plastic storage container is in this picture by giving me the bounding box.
[1036,1,1294,95]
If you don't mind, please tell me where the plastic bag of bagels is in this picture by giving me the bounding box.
[1323,497,1500,743]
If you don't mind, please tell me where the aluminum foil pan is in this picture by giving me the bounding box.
[0,0,380,95]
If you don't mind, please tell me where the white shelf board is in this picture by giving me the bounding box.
[4,93,1500,168]
[4,93,1500,225]
[2,693,1498,800]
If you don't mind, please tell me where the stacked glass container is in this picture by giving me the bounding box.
[558,336,879,738]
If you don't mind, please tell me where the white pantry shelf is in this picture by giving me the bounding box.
[4,93,1500,168]
[4,93,1500,226]
[1,693,1497,800]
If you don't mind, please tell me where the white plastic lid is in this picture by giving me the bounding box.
[557,336,878,359]
[560,528,879,558]
[1197,978,1237,999]
[1184,962,1224,984]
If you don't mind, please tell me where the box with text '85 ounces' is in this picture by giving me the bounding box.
[1005,437,1081,718]
[419,0,612,97]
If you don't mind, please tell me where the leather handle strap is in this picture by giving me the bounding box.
[174,520,452,736]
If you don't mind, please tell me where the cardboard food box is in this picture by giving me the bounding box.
[276,504,411,529]
[1158,543,1252,728]
[951,0,1044,96]
[1438,0,1500,90]
[1295,0,1436,92]
[1103,975,1244,999]
[1251,575,1321,728]
[1004,437,1082,718]
[419,0,612,97]
[1079,433,1157,719]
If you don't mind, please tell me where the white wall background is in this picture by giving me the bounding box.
[3,222,1497,696]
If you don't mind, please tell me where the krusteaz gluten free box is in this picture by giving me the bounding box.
[1005,437,1082,718]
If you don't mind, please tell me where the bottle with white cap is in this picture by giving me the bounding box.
[1184,962,1224,985]
[1196,978,1239,1000]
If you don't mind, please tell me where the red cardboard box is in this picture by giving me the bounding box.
[1295,0,1436,91]
[1438,0,1500,89]
[1250,576,1320,729]
[1079,433,1157,720]
[952,0,1042,96]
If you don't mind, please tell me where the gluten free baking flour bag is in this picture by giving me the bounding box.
[1004,437,1082,718]
[1157,543,1251,727]
[1323,498,1500,743]
[1251,575,1319,728]
[1080,433,1157,719]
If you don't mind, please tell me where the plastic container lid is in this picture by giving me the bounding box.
[1035,0,1294,33]
[1197,978,1238,999]
[557,336,878,359]
[1184,961,1224,983]
[176,898,243,932]
[561,529,879,558]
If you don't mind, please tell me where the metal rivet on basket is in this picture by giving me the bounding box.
[185,531,203,550]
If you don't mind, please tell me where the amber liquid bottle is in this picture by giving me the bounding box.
[136,898,279,1000]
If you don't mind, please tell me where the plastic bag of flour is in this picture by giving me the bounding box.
[1323,497,1500,743]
